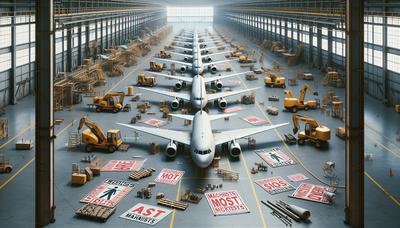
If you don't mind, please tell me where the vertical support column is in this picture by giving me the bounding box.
[345,1,364,227]
[35,0,55,226]
[309,24,313,64]
[382,4,389,103]
[317,25,322,68]
[10,6,17,105]
[85,22,89,59]
[284,20,288,48]
[77,23,82,65]
[100,19,104,52]
[66,25,72,72]
[328,27,333,66]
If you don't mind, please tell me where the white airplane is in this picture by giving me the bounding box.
[161,32,235,74]
[117,111,289,168]
[139,72,257,110]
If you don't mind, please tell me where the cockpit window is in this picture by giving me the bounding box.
[195,97,204,100]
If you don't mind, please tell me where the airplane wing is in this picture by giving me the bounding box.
[169,114,194,121]
[117,123,191,145]
[203,71,253,83]
[138,87,191,101]
[146,71,193,83]
[202,45,230,51]
[213,123,289,145]
[203,58,239,67]
[174,40,192,45]
[168,51,192,58]
[208,113,237,121]
[204,50,233,57]
[171,46,193,52]
[154,58,192,66]
[207,87,260,101]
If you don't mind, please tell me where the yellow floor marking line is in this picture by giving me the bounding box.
[0,119,76,190]
[366,135,400,159]
[0,156,35,190]
[0,124,34,150]
[239,152,268,228]
[365,123,400,149]
[169,177,182,228]
[365,171,400,207]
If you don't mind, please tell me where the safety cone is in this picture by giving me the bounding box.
[388,168,394,177]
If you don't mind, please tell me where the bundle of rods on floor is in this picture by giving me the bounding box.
[261,200,311,227]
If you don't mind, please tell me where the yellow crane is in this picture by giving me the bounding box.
[93,92,125,113]
[78,116,123,153]
[292,114,330,148]
[283,83,319,112]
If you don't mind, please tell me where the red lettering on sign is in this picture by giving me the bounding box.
[133,205,144,214]
[153,209,166,218]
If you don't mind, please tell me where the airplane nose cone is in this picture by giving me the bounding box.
[192,154,213,168]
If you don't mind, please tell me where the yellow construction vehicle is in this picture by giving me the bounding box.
[283,83,320,112]
[264,71,286,88]
[78,116,123,153]
[0,155,12,173]
[239,55,255,63]
[93,92,125,113]
[137,73,157,87]
[292,114,330,148]
[159,50,171,58]
[150,61,165,72]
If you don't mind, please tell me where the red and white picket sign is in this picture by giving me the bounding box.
[255,176,295,195]
[144,118,165,127]
[242,116,268,126]
[101,160,144,172]
[287,173,309,182]
[154,168,185,185]
[224,105,244,113]
[80,179,135,207]
[205,190,250,216]
[120,203,172,226]
[290,183,333,204]
[256,147,296,168]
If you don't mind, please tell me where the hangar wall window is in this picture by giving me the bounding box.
[167,7,213,23]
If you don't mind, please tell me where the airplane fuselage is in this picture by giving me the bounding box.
[190,75,208,109]
[190,111,215,168]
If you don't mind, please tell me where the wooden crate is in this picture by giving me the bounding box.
[158,198,188,210]
[75,203,116,222]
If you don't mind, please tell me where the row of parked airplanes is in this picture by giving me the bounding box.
[117,29,288,168]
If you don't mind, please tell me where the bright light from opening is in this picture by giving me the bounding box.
[167,7,213,22]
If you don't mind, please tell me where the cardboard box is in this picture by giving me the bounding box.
[395,105,400,113]
[71,173,87,185]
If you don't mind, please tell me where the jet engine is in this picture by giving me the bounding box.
[218,98,227,109]
[200,44,207,48]
[184,57,189,62]
[204,56,212,62]
[215,79,223,90]
[166,141,177,158]
[171,98,180,110]
[175,80,184,90]
[210,65,217,72]
[180,65,188,72]
[229,140,242,157]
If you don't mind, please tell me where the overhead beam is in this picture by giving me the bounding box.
[35,0,55,227]
[345,0,364,227]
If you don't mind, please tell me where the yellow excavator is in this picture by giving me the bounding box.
[78,116,123,153]
[283,83,319,112]
[292,114,330,148]
[264,71,286,88]
[93,92,125,113]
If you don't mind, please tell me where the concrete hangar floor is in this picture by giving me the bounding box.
[0,23,399,228]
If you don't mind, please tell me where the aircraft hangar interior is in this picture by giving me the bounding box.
[0,1,399,227]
